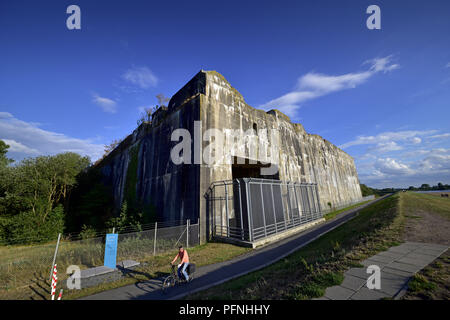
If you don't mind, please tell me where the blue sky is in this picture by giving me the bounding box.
[0,0,449,188]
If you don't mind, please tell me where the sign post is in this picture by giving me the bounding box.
[104,233,118,269]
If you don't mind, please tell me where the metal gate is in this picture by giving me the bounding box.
[205,178,322,242]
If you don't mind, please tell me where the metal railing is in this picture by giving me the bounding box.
[206,178,323,242]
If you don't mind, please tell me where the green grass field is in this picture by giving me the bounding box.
[399,192,450,220]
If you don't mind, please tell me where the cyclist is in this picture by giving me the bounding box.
[171,245,190,282]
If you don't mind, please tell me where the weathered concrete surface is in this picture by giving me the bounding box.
[96,70,362,242]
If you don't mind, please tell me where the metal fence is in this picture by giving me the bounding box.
[206,178,322,242]
[0,219,199,293]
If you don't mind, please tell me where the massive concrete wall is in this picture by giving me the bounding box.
[198,71,362,218]
[96,70,362,242]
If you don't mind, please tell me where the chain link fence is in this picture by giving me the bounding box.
[0,219,199,295]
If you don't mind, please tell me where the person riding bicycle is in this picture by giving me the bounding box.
[171,245,190,282]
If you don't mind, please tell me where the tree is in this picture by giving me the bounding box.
[0,152,90,243]
[0,140,13,168]
[420,184,430,190]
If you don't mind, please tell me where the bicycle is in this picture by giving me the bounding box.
[162,263,195,293]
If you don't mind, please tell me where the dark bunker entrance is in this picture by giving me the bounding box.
[231,157,279,180]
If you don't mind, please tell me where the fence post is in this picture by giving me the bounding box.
[187,219,190,248]
[153,222,157,256]
[270,183,278,234]
[224,183,229,238]
[237,180,244,241]
[260,183,267,237]
[49,233,61,282]
[246,179,254,242]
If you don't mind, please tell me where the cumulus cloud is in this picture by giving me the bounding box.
[367,141,403,154]
[374,158,413,175]
[0,113,104,162]
[259,55,399,118]
[123,66,158,89]
[340,130,436,149]
[92,94,118,113]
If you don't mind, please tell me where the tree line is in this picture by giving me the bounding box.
[360,182,449,197]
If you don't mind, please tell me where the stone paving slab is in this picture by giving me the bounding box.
[324,285,355,300]
[367,254,397,264]
[345,267,369,279]
[361,258,390,269]
[397,256,433,268]
[382,266,414,277]
[376,251,404,259]
[350,287,390,300]
[317,242,448,300]
[340,274,366,291]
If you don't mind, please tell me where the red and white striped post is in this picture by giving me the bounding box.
[51,264,58,300]
[57,289,63,300]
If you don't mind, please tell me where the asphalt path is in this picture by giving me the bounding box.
[83,195,391,300]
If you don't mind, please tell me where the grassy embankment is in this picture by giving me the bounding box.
[188,194,404,299]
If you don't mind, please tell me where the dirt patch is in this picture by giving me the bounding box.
[403,209,450,246]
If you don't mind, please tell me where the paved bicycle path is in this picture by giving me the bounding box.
[83,195,390,300]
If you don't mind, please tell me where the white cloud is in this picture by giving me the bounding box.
[1,139,39,155]
[123,66,158,89]
[374,158,413,175]
[0,113,104,162]
[92,94,118,113]
[367,141,403,154]
[340,130,436,149]
[411,137,422,144]
[346,128,450,188]
[446,62,450,68]
[429,133,450,139]
[259,55,399,117]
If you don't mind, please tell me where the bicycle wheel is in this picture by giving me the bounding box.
[162,276,175,293]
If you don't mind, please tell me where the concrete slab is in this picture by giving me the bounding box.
[376,250,405,259]
[405,252,439,262]
[324,285,355,300]
[80,266,116,278]
[379,278,408,296]
[420,243,448,251]
[361,259,389,269]
[367,254,397,264]
[340,274,367,291]
[382,266,415,277]
[388,261,422,273]
[387,246,415,254]
[350,287,390,300]
[397,257,434,268]
[416,247,447,256]
[118,260,140,269]
[345,267,369,280]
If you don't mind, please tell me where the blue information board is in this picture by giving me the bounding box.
[104,233,118,269]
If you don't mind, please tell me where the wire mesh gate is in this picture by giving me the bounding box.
[206,178,322,242]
